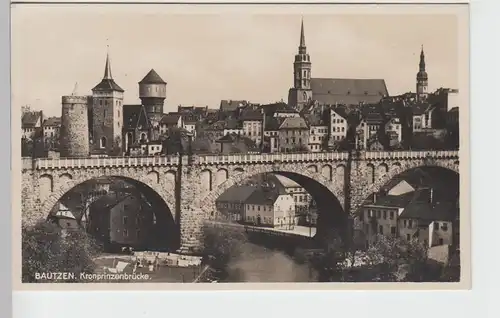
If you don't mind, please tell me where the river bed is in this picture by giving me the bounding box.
[223,242,318,282]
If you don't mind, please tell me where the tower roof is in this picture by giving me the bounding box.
[92,50,124,92]
[300,18,306,48]
[417,45,428,81]
[139,69,167,85]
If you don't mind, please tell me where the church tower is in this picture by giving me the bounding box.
[287,19,313,111]
[416,45,429,102]
[91,49,125,155]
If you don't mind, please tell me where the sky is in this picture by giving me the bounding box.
[11,4,464,117]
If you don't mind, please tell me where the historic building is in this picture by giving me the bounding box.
[287,19,389,110]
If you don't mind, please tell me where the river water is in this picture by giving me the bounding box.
[224,242,318,282]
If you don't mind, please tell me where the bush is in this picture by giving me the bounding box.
[22,221,102,283]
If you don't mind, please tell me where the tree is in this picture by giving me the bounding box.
[364,235,430,282]
[202,225,249,281]
[22,220,102,283]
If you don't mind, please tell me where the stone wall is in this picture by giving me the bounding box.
[60,96,90,157]
[20,152,460,254]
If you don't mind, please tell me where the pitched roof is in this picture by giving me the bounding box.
[90,192,131,211]
[240,109,263,121]
[160,114,181,125]
[279,116,309,130]
[216,185,257,203]
[304,113,326,126]
[365,191,417,209]
[412,102,430,116]
[264,116,281,131]
[220,100,247,112]
[245,188,282,205]
[331,106,349,119]
[22,111,42,128]
[381,168,438,193]
[43,116,61,127]
[92,79,124,92]
[139,69,166,85]
[400,200,456,222]
[272,174,302,188]
[311,78,388,105]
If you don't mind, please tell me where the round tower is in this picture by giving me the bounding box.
[139,69,167,126]
[60,95,90,157]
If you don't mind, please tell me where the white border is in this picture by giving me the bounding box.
[5,0,499,317]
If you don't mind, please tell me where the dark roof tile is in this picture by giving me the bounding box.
[139,69,166,84]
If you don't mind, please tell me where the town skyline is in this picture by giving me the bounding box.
[12,6,459,117]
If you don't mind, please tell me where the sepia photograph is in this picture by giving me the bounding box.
[11,3,469,287]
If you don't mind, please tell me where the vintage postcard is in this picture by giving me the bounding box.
[11,2,470,290]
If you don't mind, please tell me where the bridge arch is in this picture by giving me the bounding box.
[352,159,460,213]
[197,164,347,240]
[39,174,176,223]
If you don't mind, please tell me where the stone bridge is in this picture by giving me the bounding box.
[21,150,460,254]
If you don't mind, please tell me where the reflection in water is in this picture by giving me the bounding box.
[224,242,317,282]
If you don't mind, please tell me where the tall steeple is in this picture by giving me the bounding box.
[299,18,306,54]
[418,45,427,77]
[92,47,124,93]
[103,46,113,80]
[288,18,313,110]
[416,45,429,101]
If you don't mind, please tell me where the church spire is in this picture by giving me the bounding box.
[419,45,426,72]
[300,18,306,48]
[299,18,307,54]
[103,46,113,80]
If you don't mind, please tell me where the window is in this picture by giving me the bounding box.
[406,234,411,241]
[123,216,128,225]
[434,221,440,229]
[391,227,396,235]
[376,210,381,219]
[383,211,387,219]
[403,220,407,227]
[439,238,444,245]
[378,225,383,234]
[442,223,448,231]
[123,229,128,237]
[136,229,141,238]
[389,211,394,220]
[100,137,107,149]
[408,220,413,228]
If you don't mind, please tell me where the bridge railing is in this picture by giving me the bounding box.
[364,150,459,160]
[21,150,459,170]
[197,152,351,165]
[22,156,181,169]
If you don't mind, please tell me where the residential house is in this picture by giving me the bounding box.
[42,116,61,150]
[159,113,183,133]
[223,117,244,136]
[355,109,383,150]
[305,112,328,152]
[22,110,43,140]
[266,174,313,223]
[89,192,155,247]
[384,116,403,146]
[278,116,309,152]
[215,185,256,221]
[49,202,79,230]
[182,115,198,139]
[328,106,349,148]
[240,108,263,146]
[220,100,248,113]
[360,186,458,248]
[244,188,296,228]
[263,116,280,153]
[123,104,155,153]
[215,133,259,154]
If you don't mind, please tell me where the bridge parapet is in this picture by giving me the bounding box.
[22,156,181,170]
[21,150,459,171]
[196,151,350,165]
[364,150,459,160]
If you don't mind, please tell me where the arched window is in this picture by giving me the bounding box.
[100,137,107,149]
[127,132,133,143]
[140,133,147,143]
